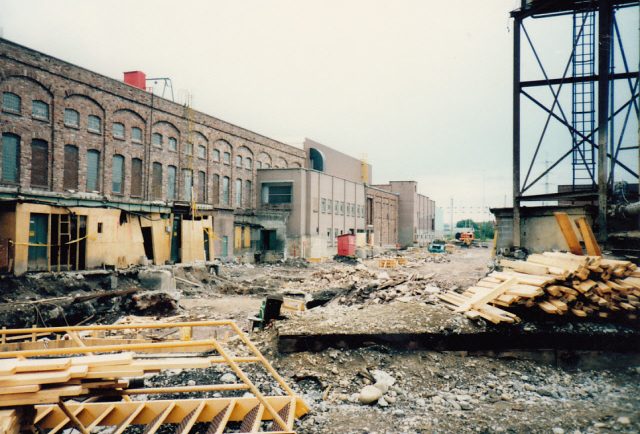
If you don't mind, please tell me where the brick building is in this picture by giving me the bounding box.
[365,186,399,248]
[0,38,305,273]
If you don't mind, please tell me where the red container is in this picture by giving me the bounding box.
[337,234,356,257]
[124,71,146,90]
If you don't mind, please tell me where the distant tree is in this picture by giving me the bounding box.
[455,219,494,240]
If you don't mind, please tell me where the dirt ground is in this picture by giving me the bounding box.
[169,248,639,434]
[1,247,638,433]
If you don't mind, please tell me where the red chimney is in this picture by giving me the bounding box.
[124,71,146,90]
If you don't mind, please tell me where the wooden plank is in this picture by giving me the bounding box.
[111,402,145,434]
[14,358,72,373]
[0,384,40,395]
[0,385,84,406]
[174,401,205,434]
[574,217,602,256]
[455,278,518,313]
[499,259,549,276]
[553,212,583,255]
[0,369,72,387]
[0,360,17,376]
[70,353,134,367]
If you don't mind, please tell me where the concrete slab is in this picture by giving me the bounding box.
[276,302,640,353]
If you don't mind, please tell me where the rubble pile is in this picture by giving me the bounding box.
[332,272,439,306]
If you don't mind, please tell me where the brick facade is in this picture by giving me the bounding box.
[0,38,306,257]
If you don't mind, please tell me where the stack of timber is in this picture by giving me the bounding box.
[0,322,309,433]
[438,252,639,324]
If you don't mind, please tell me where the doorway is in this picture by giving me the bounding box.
[170,216,181,263]
[141,227,154,262]
[28,213,48,271]
[203,229,211,261]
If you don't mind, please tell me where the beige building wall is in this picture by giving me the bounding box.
[302,138,372,184]
[365,186,399,247]
[257,168,366,258]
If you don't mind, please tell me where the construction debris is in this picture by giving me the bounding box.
[439,252,639,323]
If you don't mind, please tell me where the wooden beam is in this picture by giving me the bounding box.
[574,217,602,256]
[554,212,583,255]
[455,278,518,312]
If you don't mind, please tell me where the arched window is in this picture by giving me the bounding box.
[182,169,192,201]
[222,176,230,205]
[212,149,220,162]
[167,166,177,200]
[131,158,143,197]
[32,100,49,120]
[132,127,143,143]
[31,139,48,187]
[64,109,79,127]
[245,157,253,170]
[152,163,163,200]
[112,155,124,193]
[63,145,78,190]
[309,148,324,171]
[198,171,206,202]
[2,92,21,113]
[168,137,177,151]
[152,132,163,147]
[86,150,101,192]
[1,133,20,183]
[112,123,125,139]
[88,115,102,133]
[235,178,242,207]
[212,174,220,204]
[245,180,252,207]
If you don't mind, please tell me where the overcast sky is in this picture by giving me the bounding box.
[1,1,637,223]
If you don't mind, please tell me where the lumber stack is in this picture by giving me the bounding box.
[0,352,260,407]
[438,252,639,324]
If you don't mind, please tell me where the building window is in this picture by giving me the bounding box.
[167,165,177,200]
[2,92,21,113]
[223,152,231,165]
[245,157,252,170]
[152,162,163,200]
[197,145,206,159]
[112,154,124,194]
[235,178,242,207]
[1,133,20,183]
[152,132,163,147]
[63,145,79,190]
[257,161,262,169]
[321,198,326,213]
[185,142,193,155]
[131,158,143,197]
[327,199,332,213]
[245,180,252,207]
[86,149,100,192]
[88,115,102,133]
[212,149,220,161]
[235,155,242,168]
[264,163,271,169]
[168,137,177,151]
[212,174,220,204]
[30,139,48,187]
[64,109,79,127]
[132,127,143,143]
[32,100,49,120]
[182,169,192,201]
[198,171,206,202]
[261,183,292,204]
[112,122,125,139]
[222,176,230,205]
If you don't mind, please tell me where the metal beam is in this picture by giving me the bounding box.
[520,71,637,87]
[597,0,613,242]
[513,17,522,247]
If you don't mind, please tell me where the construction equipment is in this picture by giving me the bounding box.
[458,231,475,247]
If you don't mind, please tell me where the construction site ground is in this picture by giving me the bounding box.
[1,247,639,433]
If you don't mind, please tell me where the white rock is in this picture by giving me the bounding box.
[358,385,383,404]
[371,370,396,387]
[373,382,389,394]
[617,416,630,425]
[220,373,237,384]
[552,428,564,434]
[378,397,389,407]
[376,271,390,280]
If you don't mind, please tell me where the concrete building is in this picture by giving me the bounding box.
[373,181,436,247]
[257,167,366,258]
[365,186,399,248]
[301,138,372,184]
[0,38,306,273]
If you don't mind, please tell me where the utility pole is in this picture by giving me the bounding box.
[450,197,454,238]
